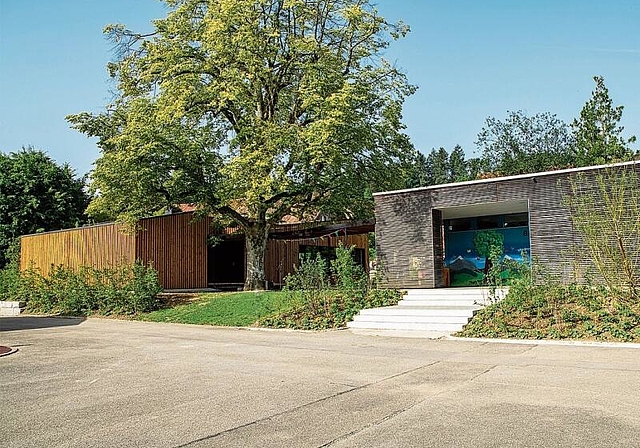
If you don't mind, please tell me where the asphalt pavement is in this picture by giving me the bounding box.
[1,317,639,447]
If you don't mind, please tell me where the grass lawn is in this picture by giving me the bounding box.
[137,291,295,327]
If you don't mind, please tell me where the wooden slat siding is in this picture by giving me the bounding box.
[375,190,434,289]
[20,224,135,276]
[135,213,210,289]
[264,234,369,286]
[375,163,640,289]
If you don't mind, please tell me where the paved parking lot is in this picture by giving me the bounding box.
[2,317,640,447]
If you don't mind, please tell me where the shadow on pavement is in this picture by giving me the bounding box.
[0,316,86,332]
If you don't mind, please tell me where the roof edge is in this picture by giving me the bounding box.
[373,160,640,197]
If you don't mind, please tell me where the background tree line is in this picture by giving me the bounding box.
[404,76,638,188]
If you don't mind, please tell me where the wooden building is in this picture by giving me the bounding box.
[20,213,373,290]
[374,161,640,289]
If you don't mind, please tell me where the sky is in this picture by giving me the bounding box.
[1,0,639,176]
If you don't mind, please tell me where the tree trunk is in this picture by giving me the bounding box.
[244,223,269,291]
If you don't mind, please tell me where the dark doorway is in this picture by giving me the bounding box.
[208,239,245,286]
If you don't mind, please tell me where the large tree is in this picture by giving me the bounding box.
[68,0,414,290]
[571,76,637,166]
[476,110,575,176]
[0,148,89,267]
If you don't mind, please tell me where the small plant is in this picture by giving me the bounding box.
[331,243,367,293]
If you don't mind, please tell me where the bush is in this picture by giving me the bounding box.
[261,243,402,330]
[458,280,640,342]
[10,261,162,315]
[0,238,24,301]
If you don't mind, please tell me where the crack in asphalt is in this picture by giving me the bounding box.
[172,361,441,448]
[317,363,499,447]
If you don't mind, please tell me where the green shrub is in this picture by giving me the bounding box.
[0,238,24,301]
[331,243,367,292]
[16,261,162,316]
[263,244,402,330]
[258,288,403,330]
[458,281,640,342]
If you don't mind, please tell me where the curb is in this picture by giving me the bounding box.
[448,336,640,349]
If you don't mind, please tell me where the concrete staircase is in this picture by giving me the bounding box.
[347,288,506,336]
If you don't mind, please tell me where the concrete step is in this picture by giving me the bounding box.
[402,288,506,301]
[397,299,485,307]
[351,314,471,324]
[347,288,506,335]
[347,321,465,332]
[358,305,478,317]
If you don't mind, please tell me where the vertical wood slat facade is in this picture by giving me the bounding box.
[20,213,371,290]
[265,234,369,286]
[20,223,135,277]
[135,214,211,289]
[375,162,640,290]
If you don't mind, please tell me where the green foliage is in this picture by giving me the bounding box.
[571,76,637,166]
[473,230,504,260]
[331,243,368,291]
[566,168,640,297]
[68,0,415,290]
[368,232,376,260]
[268,243,401,329]
[476,110,575,176]
[448,145,469,182]
[284,254,328,291]
[258,288,402,330]
[404,145,473,188]
[139,291,291,327]
[458,281,640,342]
[15,262,162,315]
[0,239,22,300]
[0,148,89,267]
[283,253,329,314]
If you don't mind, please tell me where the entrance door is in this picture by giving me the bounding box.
[208,239,245,285]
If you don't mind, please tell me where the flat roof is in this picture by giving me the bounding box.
[373,159,640,197]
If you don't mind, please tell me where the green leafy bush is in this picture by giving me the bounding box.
[458,279,640,342]
[261,243,402,330]
[11,261,162,315]
[258,288,402,330]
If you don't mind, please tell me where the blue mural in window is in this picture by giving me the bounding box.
[444,213,530,287]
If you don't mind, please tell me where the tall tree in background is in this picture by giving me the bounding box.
[404,150,430,188]
[404,145,471,188]
[572,76,637,166]
[68,0,414,290]
[0,148,89,267]
[426,147,450,185]
[476,110,574,176]
[448,145,468,182]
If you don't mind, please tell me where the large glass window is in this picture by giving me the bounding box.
[503,212,528,228]
[448,218,472,232]
[477,215,501,229]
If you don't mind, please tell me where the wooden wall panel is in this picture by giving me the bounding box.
[264,234,369,287]
[135,214,210,289]
[20,224,135,276]
[374,190,433,289]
